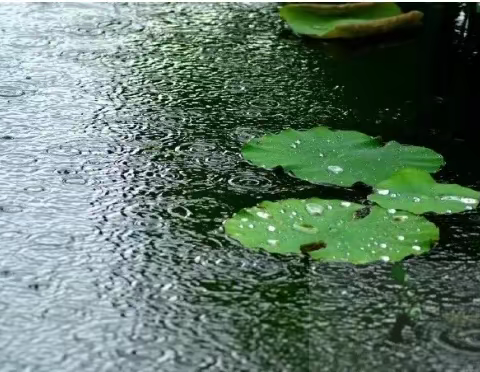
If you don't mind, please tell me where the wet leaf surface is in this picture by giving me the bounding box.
[242,127,444,187]
[280,3,423,39]
[369,168,480,214]
[225,198,439,264]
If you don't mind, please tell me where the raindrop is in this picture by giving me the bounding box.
[167,205,192,219]
[327,165,343,174]
[397,235,405,241]
[412,245,421,251]
[0,86,25,98]
[295,140,301,145]
[340,202,351,207]
[446,210,452,214]
[256,211,270,219]
[319,153,324,157]
[380,243,387,248]
[248,224,254,228]
[267,239,278,246]
[293,223,318,234]
[388,209,396,214]
[228,174,272,190]
[413,197,421,202]
[380,256,390,262]
[280,209,285,214]
[327,205,333,210]
[292,211,297,216]
[267,225,276,232]
[306,203,324,216]
[377,189,389,195]
[390,193,397,198]
[0,205,23,213]
[435,328,480,355]
[24,185,45,193]
[290,143,297,149]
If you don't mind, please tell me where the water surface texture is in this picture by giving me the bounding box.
[0,3,479,372]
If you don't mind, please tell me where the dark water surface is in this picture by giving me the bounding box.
[0,3,479,372]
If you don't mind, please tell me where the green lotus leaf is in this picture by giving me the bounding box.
[369,168,480,215]
[225,198,439,264]
[279,3,423,39]
[242,127,444,187]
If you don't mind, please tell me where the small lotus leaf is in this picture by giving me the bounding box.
[369,168,480,214]
[242,127,444,187]
[279,3,423,39]
[225,198,439,264]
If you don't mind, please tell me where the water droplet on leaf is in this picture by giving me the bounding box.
[293,223,318,234]
[440,196,478,204]
[306,203,324,216]
[256,211,270,219]
[327,165,343,174]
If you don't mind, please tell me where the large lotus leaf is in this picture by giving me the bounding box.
[242,127,444,187]
[279,3,423,39]
[225,198,439,264]
[369,168,480,215]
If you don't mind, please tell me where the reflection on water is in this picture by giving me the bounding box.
[0,2,479,371]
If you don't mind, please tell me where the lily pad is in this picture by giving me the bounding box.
[242,127,444,187]
[279,3,423,39]
[369,168,480,214]
[225,198,439,264]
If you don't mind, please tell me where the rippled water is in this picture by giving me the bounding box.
[0,3,479,371]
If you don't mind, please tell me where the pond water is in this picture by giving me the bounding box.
[0,3,479,371]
